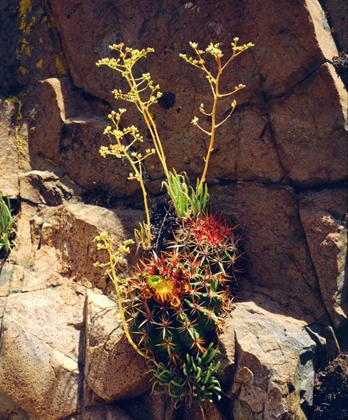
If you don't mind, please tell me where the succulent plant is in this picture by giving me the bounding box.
[122,213,240,407]
[149,342,222,408]
[125,247,230,357]
[0,192,15,256]
[172,213,241,280]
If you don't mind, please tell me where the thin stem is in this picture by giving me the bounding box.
[143,108,170,180]
[215,102,236,128]
[106,241,151,361]
[182,40,254,196]
[218,84,245,98]
[123,149,152,247]
[126,71,170,182]
[198,69,221,192]
[194,123,211,136]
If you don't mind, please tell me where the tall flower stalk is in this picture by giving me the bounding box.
[100,107,155,248]
[97,39,254,230]
[180,38,254,194]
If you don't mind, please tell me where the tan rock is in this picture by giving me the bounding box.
[0,100,19,198]
[11,202,38,269]
[216,323,236,384]
[85,290,151,401]
[0,393,30,420]
[0,285,85,420]
[0,297,5,320]
[10,201,142,291]
[306,0,340,59]
[226,298,317,419]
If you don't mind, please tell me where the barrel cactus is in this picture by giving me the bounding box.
[123,212,240,406]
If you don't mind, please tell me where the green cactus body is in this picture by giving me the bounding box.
[125,214,239,360]
[124,213,239,406]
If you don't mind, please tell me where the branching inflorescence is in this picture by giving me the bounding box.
[96,40,253,243]
[180,39,254,193]
[94,38,253,415]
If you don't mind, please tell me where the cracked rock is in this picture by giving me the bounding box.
[0,285,85,420]
[85,290,151,401]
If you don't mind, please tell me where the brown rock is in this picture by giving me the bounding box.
[243,0,338,98]
[42,0,258,182]
[0,0,347,418]
[298,188,347,328]
[269,63,347,185]
[19,0,345,190]
[28,78,134,197]
[142,393,177,420]
[209,108,285,183]
[82,404,135,420]
[119,393,177,420]
[19,170,84,206]
[2,0,68,90]
[209,183,329,323]
[183,400,223,420]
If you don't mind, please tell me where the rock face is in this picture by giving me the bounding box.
[0,0,346,419]
[298,189,347,329]
[0,286,84,420]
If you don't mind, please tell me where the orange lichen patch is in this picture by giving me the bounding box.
[19,66,29,75]
[16,38,31,58]
[55,54,66,75]
[36,58,43,68]
[18,0,36,34]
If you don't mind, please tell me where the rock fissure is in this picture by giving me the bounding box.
[45,0,73,87]
[267,60,333,103]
